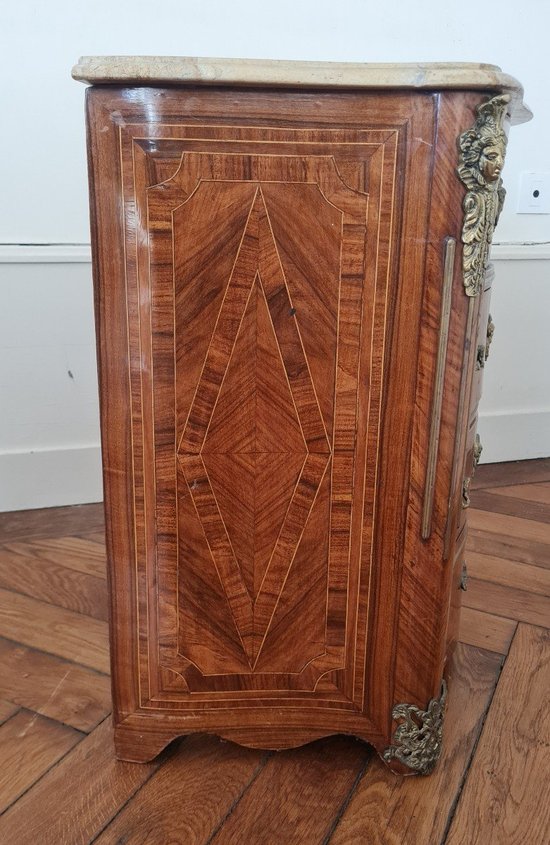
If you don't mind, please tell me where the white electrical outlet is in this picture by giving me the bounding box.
[517,172,550,213]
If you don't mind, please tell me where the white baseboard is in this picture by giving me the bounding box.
[491,242,550,261]
[477,410,550,464]
[0,446,103,512]
[0,244,92,263]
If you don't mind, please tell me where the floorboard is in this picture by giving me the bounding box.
[468,508,550,547]
[488,482,550,506]
[77,531,107,547]
[467,526,550,569]
[0,550,108,620]
[94,735,267,845]
[0,638,111,732]
[0,719,159,845]
[471,457,550,490]
[458,606,517,655]
[0,588,109,673]
[467,489,550,523]
[207,736,370,845]
[468,552,550,594]
[0,700,19,726]
[445,624,550,845]
[0,709,82,814]
[463,578,550,629]
[0,503,104,543]
[0,537,107,579]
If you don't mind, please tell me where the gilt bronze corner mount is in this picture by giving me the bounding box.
[383,680,447,775]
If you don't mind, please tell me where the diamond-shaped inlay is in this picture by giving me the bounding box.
[178,187,331,663]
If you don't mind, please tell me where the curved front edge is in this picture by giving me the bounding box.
[381,680,448,776]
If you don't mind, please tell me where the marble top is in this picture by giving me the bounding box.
[72,56,531,124]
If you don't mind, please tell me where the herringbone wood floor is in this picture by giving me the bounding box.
[0,459,548,844]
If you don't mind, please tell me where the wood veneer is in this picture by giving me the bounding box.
[80,71,526,771]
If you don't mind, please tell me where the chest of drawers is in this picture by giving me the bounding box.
[74,57,529,774]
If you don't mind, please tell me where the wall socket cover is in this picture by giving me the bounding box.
[517,172,550,214]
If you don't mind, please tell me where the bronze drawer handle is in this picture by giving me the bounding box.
[462,477,471,509]
[476,343,486,370]
[476,314,495,370]
[485,313,495,360]
[473,433,483,470]
[462,434,483,509]
[460,560,469,591]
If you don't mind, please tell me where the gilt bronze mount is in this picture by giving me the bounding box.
[383,681,447,775]
[457,94,510,296]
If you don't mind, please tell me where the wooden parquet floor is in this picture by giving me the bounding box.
[0,458,548,844]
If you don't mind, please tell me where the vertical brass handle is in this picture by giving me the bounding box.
[422,238,456,539]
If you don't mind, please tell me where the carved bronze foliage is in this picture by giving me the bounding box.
[383,681,447,774]
[457,95,510,296]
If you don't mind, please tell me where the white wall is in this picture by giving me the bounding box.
[480,249,550,463]
[0,251,102,511]
[1,0,549,510]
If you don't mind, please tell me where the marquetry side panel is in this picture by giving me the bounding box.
[86,86,441,753]
[126,133,396,712]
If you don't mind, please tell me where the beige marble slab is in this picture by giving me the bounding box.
[72,56,531,124]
